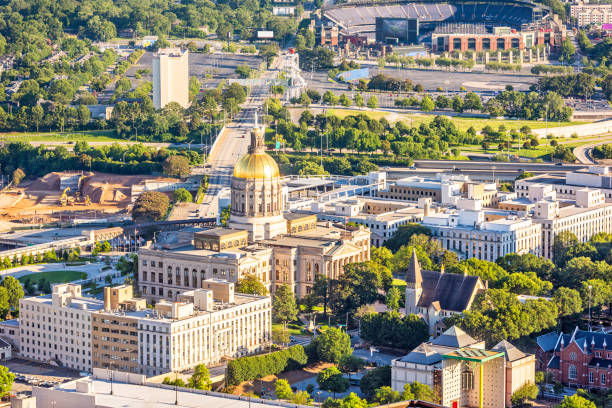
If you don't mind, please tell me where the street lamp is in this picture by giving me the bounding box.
[109,363,114,395]
[175,371,179,405]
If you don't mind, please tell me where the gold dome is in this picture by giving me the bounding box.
[233,152,280,179]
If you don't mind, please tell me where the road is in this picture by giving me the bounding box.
[198,60,279,218]
[573,136,612,164]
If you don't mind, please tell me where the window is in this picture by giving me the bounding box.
[589,372,594,383]
[602,373,606,385]
[569,365,577,380]
[569,352,577,361]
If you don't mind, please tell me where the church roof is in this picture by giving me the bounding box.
[405,248,423,288]
[404,251,482,312]
[430,326,478,348]
[493,340,529,362]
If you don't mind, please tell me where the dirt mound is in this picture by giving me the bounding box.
[26,173,63,191]
[80,172,177,204]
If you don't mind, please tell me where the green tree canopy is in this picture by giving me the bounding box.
[188,364,211,390]
[236,274,268,295]
[273,284,298,328]
[132,191,170,222]
[316,327,353,364]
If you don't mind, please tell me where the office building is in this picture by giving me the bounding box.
[493,340,536,407]
[153,48,189,109]
[515,166,612,200]
[303,197,428,246]
[92,283,271,376]
[536,327,611,390]
[19,284,104,372]
[532,188,612,259]
[378,175,499,207]
[423,198,542,261]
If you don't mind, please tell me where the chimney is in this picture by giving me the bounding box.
[103,287,111,311]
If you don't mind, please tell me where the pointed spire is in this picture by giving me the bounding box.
[440,264,445,274]
[583,339,588,352]
[406,248,423,289]
[463,266,468,276]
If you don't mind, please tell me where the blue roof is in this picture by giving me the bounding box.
[548,355,560,369]
[536,331,559,352]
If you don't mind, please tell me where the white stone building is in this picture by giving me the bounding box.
[19,284,104,372]
[423,198,542,261]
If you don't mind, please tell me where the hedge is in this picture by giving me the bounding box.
[226,345,307,385]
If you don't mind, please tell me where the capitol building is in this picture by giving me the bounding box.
[137,127,371,300]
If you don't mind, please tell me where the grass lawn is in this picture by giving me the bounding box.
[328,109,586,132]
[18,270,87,285]
[0,130,124,143]
[272,322,307,336]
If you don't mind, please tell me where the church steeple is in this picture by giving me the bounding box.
[406,248,423,289]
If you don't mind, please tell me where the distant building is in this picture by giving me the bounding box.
[571,2,612,27]
[153,48,189,109]
[423,198,542,262]
[536,327,612,390]
[392,325,531,407]
[403,249,485,335]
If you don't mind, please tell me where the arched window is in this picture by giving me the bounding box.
[569,365,577,380]
[570,352,577,361]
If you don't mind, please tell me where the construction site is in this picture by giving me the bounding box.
[0,171,187,227]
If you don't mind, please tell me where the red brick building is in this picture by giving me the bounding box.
[536,328,612,390]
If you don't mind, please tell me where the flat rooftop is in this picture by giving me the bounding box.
[23,295,104,311]
[40,378,287,408]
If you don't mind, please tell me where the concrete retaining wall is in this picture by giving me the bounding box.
[533,119,612,138]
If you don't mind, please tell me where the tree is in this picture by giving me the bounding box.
[360,366,391,400]
[0,365,14,396]
[338,355,365,376]
[173,188,193,203]
[553,287,583,316]
[272,327,291,345]
[132,191,170,222]
[188,364,212,390]
[292,390,313,405]
[339,94,352,107]
[420,95,435,112]
[12,168,25,185]
[317,366,349,397]
[236,274,268,295]
[273,284,298,328]
[373,386,400,404]
[557,395,596,408]
[402,382,436,402]
[560,38,576,63]
[162,156,190,178]
[339,393,368,408]
[384,224,431,252]
[510,382,538,406]
[275,379,294,400]
[235,65,252,79]
[385,287,401,311]
[463,92,482,111]
[367,96,378,109]
[316,327,352,364]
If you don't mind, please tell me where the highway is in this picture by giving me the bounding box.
[384,160,589,181]
[198,62,278,218]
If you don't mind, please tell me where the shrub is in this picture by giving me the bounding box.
[226,345,307,385]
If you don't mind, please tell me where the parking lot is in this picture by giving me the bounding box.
[5,358,81,393]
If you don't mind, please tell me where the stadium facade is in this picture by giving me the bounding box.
[321,0,565,52]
